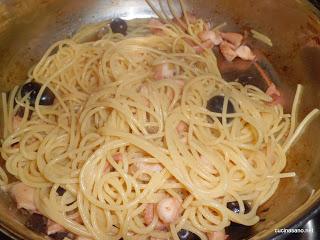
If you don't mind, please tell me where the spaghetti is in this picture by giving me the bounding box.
[0,2,319,240]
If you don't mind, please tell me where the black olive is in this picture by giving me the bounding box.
[110,18,128,35]
[236,73,268,91]
[16,106,33,119]
[227,201,251,214]
[206,95,235,123]
[12,90,33,119]
[56,186,66,196]
[177,229,201,240]
[225,222,253,240]
[25,213,48,234]
[225,201,253,240]
[49,232,69,240]
[21,82,55,106]
[16,106,25,118]
[221,66,269,92]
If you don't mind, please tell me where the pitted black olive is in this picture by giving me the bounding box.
[12,90,32,119]
[221,67,269,92]
[21,82,55,106]
[237,74,268,92]
[56,186,66,196]
[16,106,33,119]
[25,213,48,233]
[227,201,251,214]
[110,18,127,35]
[225,201,253,239]
[16,106,25,118]
[178,229,201,240]
[206,95,235,123]
[49,232,69,240]
[225,222,253,240]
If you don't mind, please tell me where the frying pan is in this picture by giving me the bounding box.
[0,0,320,239]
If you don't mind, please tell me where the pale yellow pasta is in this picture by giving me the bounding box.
[0,10,319,240]
[251,29,273,47]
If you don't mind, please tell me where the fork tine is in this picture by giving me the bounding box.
[167,0,188,30]
[145,0,190,32]
[178,0,190,28]
[159,0,171,22]
[145,0,167,22]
